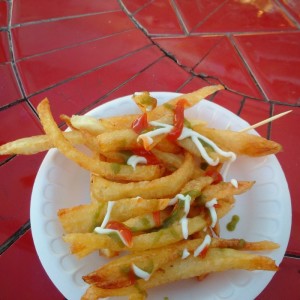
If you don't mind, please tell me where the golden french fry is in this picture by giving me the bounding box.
[82,247,277,299]
[193,126,282,156]
[147,85,224,121]
[84,237,279,289]
[37,98,164,182]
[132,91,157,113]
[58,197,170,233]
[90,152,195,201]
[63,216,206,257]
[0,131,83,155]
[199,181,255,204]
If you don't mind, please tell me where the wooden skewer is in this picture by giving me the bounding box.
[239,110,292,133]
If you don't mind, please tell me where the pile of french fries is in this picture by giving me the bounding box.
[0,85,283,300]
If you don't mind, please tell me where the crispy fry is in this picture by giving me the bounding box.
[37,98,164,181]
[90,152,195,201]
[63,216,206,257]
[82,248,278,299]
[193,126,282,156]
[58,197,170,233]
[0,131,83,155]
[84,237,279,289]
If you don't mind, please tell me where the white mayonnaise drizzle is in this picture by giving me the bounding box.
[205,198,218,228]
[194,234,212,257]
[137,121,173,146]
[168,193,191,207]
[94,227,130,247]
[94,201,131,247]
[182,248,190,259]
[167,194,191,240]
[100,201,115,228]
[132,263,151,281]
[127,155,147,169]
[230,178,239,188]
[179,127,236,166]
[180,217,189,239]
[137,121,236,167]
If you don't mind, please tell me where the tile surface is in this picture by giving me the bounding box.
[234,32,300,104]
[1,0,300,299]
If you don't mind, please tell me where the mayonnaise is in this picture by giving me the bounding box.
[205,198,218,228]
[94,227,130,247]
[127,155,147,169]
[131,263,151,281]
[194,234,212,257]
[137,121,236,167]
[182,248,190,259]
[180,217,189,239]
[230,178,238,188]
[100,201,115,228]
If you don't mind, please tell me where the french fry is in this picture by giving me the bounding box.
[58,197,170,233]
[147,85,224,121]
[193,126,282,156]
[63,216,207,257]
[0,130,83,155]
[84,237,279,289]
[90,152,195,201]
[82,248,278,299]
[37,98,164,182]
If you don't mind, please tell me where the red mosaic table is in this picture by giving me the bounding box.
[1,1,299,299]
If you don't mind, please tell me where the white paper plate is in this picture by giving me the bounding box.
[31,93,291,300]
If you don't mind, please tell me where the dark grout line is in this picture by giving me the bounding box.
[6,0,26,99]
[267,102,274,140]
[128,0,154,16]
[190,0,228,33]
[77,55,165,116]
[15,28,136,63]
[237,97,246,116]
[285,252,300,259]
[228,34,269,102]
[274,0,300,29]
[0,220,31,255]
[24,43,154,100]
[169,0,189,35]
[10,10,122,28]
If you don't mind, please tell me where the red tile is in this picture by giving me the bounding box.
[173,0,226,32]
[134,0,184,35]
[234,32,300,105]
[270,105,300,255]
[193,36,263,99]
[11,0,120,24]
[278,0,300,23]
[153,35,223,70]
[0,101,43,163]
[257,256,300,299]
[239,98,270,138]
[0,63,22,105]
[0,1,8,27]
[0,30,10,63]
[12,11,135,60]
[178,76,210,94]
[194,0,296,33]
[16,29,152,96]
[122,0,152,14]
[0,153,45,244]
[96,56,191,105]
[29,45,164,122]
[212,88,243,115]
[0,230,63,300]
